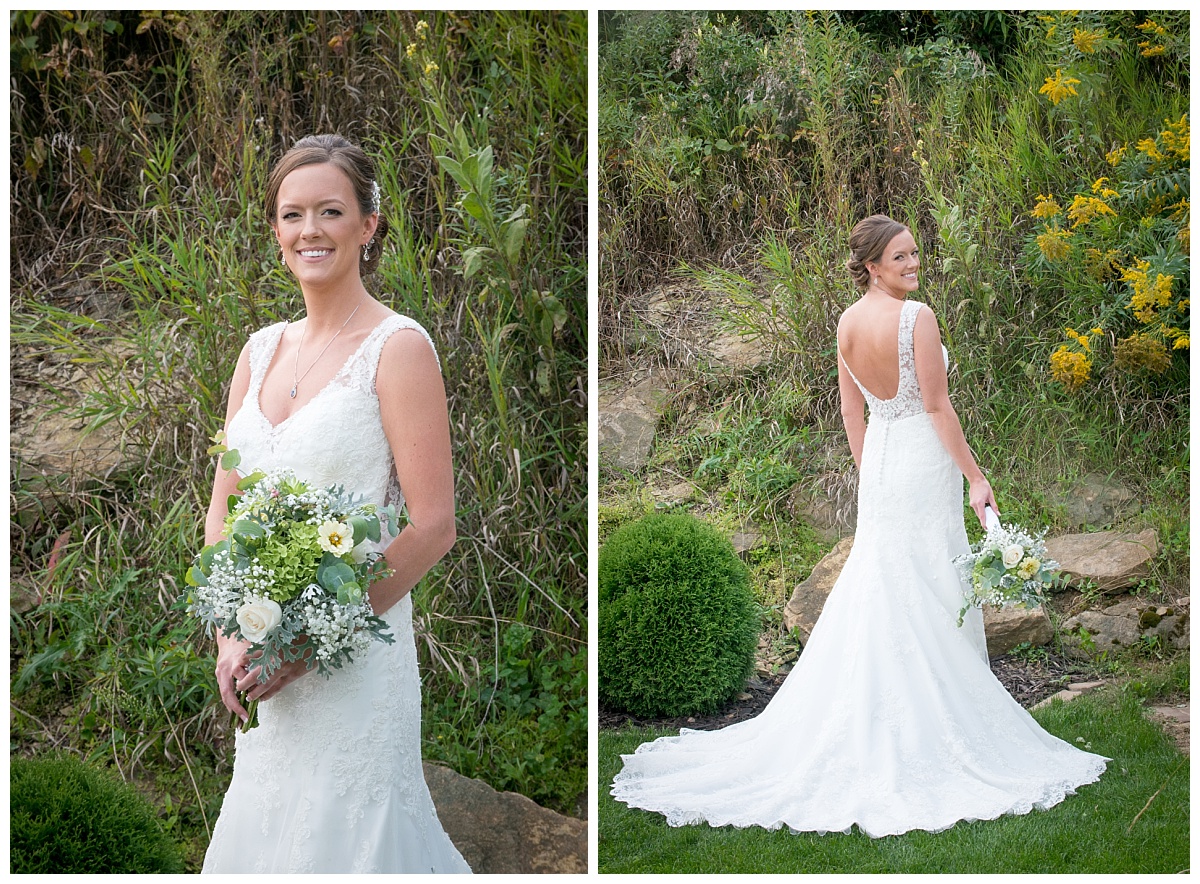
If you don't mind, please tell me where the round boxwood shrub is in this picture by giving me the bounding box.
[599,512,759,718]
[11,753,185,873]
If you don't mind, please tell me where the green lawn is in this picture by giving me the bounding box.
[598,687,1188,873]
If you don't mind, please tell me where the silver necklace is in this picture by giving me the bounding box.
[290,298,365,398]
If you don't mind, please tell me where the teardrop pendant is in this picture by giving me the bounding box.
[289,387,297,399]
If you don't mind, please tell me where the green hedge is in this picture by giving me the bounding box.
[599,513,759,717]
[11,753,184,874]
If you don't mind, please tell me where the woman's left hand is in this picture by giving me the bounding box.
[240,651,313,703]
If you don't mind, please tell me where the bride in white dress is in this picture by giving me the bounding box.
[201,135,471,873]
[610,214,1108,838]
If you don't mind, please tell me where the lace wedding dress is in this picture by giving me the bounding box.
[202,313,471,873]
[610,299,1107,838]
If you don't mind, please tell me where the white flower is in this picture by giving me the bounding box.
[349,539,373,564]
[1002,544,1025,569]
[236,598,283,642]
[1017,557,1040,580]
[318,520,355,555]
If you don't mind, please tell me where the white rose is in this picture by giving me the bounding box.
[1002,544,1025,569]
[349,539,373,565]
[236,598,283,642]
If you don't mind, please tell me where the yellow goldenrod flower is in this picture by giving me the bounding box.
[1031,194,1062,219]
[1090,327,1103,335]
[1090,177,1120,199]
[1050,345,1091,391]
[1072,28,1102,54]
[1160,114,1189,162]
[1114,332,1170,374]
[1136,137,1164,161]
[1136,19,1167,37]
[1106,145,1127,166]
[1067,194,1117,227]
[1140,42,1166,57]
[1037,227,1073,261]
[1039,68,1081,105]
[1173,335,1189,350]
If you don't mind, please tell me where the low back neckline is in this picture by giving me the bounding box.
[838,300,919,404]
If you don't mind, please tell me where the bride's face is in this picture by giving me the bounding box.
[273,162,377,289]
[867,229,920,296]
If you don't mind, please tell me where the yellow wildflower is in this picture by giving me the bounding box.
[1140,42,1166,57]
[1160,114,1189,162]
[1173,336,1189,350]
[1136,137,1164,162]
[1050,345,1091,391]
[415,19,429,38]
[1106,145,1127,166]
[1067,194,1117,227]
[1114,332,1170,374]
[1072,28,1102,54]
[1039,68,1081,105]
[1031,194,1062,219]
[1122,259,1175,324]
[1136,19,1167,37]
[406,42,417,57]
[424,61,439,75]
[1090,177,1120,199]
[1036,227,1073,261]
[1065,327,1093,352]
[1090,327,1103,335]
[1046,25,1057,40]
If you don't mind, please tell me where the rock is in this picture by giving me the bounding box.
[423,762,585,875]
[982,604,1053,658]
[1068,681,1106,693]
[597,372,671,472]
[653,481,695,505]
[783,537,854,644]
[1059,473,1139,529]
[1032,688,1082,710]
[789,482,857,542]
[1045,529,1158,592]
[1061,608,1144,657]
[731,525,765,556]
[705,327,771,370]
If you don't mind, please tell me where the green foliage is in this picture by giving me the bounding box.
[599,513,759,718]
[12,753,186,873]
[12,10,586,869]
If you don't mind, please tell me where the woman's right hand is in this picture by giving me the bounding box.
[968,475,998,529]
[215,635,253,725]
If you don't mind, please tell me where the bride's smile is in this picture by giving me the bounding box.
[274,162,376,291]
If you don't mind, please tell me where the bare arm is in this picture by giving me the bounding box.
[836,324,868,470]
[912,305,997,526]
[369,328,457,614]
[206,343,255,723]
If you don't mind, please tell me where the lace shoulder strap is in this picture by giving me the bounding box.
[345,313,440,394]
[245,322,287,398]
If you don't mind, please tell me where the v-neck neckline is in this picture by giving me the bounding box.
[255,315,390,431]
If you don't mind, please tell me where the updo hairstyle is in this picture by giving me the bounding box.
[264,134,390,275]
[846,214,908,291]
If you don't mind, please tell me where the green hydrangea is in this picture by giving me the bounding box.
[255,521,324,602]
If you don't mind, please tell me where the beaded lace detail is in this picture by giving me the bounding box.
[840,299,926,424]
[202,312,470,874]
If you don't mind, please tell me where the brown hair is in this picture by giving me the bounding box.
[264,134,390,275]
[846,214,908,291]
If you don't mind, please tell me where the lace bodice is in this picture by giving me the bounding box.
[226,313,438,514]
[840,299,946,424]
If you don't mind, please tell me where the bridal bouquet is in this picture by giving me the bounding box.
[183,443,398,730]
[953,508,1060,627]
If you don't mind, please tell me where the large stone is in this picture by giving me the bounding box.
[1060,608,1144,657]
[982,604,1054,658]
[1059,473,1139,529]
[598,372,670,471]
[704,327,771,370]
[783,537,854,644]
[789,482,857,542]
[1045,529,1158,592]
[423,762,585,874]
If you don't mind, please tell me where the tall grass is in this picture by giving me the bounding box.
[11,10,586,868]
